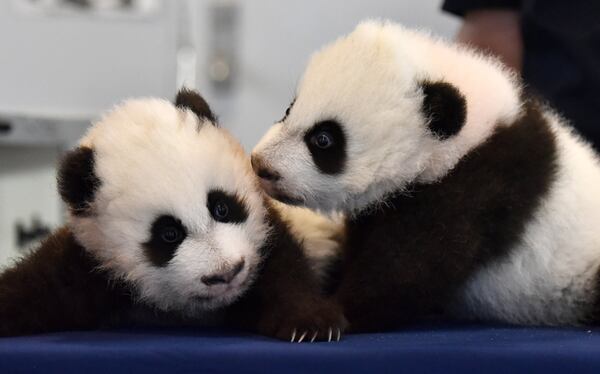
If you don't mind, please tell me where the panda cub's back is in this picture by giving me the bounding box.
[455,111,600,325]
[250,20,600,329]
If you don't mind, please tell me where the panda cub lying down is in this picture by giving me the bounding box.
[252,21,600,331]
[0,89,346,341]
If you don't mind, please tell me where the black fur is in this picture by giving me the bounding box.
[0,90,346,340]
[143,215,188,267]
[590,276,600,322]
[334,100,558,332]
[0,209,346,339]
[57,147,101,215]
[0,200,345,340]
[304,120,347,175]
[226,201,347,340]
[421,81,467,139]
[207,189,249,224]
[175,88,217,124]
[0,228,131,336]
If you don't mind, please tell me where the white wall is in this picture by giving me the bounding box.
[197,0,459,150]
[0,0,458,265]
[0,0,178,119]
[0,0,180,265]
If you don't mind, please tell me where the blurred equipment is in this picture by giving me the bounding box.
[13,0,159,16]
[206,0,239,92]
[16,216,51,251]
[0,0,178,266]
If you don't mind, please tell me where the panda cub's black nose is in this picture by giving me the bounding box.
[201,260,245,286]
[251,154,280,181]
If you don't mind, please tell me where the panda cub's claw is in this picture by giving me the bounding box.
[260,298,347,343]
[297,330,308,343]
[289,327,342,343]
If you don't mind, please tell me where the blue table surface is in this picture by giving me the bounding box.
[1,324,599,374]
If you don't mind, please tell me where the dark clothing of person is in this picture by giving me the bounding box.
[443,0,600,151]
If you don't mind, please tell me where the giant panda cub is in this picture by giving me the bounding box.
[251,20,600,331]
[0,89,346,341]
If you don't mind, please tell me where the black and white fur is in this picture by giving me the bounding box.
[252,20,600,330]
[0,89,346,340]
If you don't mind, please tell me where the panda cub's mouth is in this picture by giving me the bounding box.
[193,281,247,302]
[258,179,305,206]
[190,268,253,308]
[272,192,304,206]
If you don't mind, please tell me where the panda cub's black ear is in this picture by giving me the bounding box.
[175,88,217,125]
[57,147,101,215]
[420,81,467,140]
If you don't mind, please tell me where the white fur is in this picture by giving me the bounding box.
[253,20,521,213]
[253,20,600,325]
[71,98,270,314]
[454,112,600,325]
[273,201,345,281]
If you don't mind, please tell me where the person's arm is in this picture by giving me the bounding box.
[442,1,523,72]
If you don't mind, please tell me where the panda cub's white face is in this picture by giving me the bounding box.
[67,95,269,314]
[251,22,441,213]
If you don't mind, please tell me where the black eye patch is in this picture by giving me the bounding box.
[207,190,248,224]
[304,120,347,175]
[143,215,188,267]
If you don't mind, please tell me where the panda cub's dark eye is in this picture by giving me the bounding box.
[160,226,182,244]
[143,215,188,267]
[303,119,347,175]
[207,190,249,224]
[311,131,334,149]
[212,200,229,221]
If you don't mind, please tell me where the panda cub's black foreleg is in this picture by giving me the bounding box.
[227,205,348,342]
[0,228,130,337]
[333,218,479,332]
[334,103,558,332]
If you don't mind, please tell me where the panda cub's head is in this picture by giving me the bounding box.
[58,89,270,314]
[252,21,520,213]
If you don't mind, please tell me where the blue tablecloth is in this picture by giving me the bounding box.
[1,324,599,373]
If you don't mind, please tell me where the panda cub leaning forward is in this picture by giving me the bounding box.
[252,21,600,331]
[0,89,346,341]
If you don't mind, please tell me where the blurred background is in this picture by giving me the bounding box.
[0,0,459,266]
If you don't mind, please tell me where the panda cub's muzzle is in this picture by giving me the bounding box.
[251,154,280,182]
[251,154,304,206]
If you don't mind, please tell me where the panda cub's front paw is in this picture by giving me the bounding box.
[259,299,348,343]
